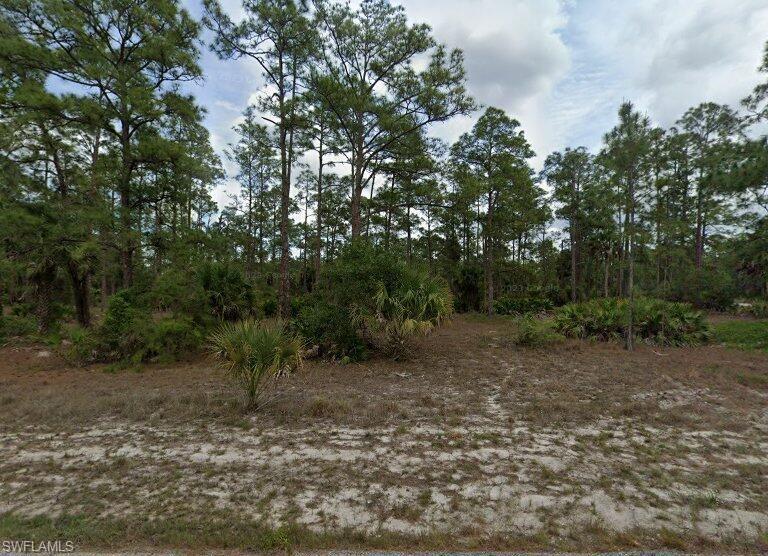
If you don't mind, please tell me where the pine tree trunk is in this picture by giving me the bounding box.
[277,54,297,319]
[33,261,56,334]
[570,224,578,303]
[67,261,91,328]
[485,190,494,316]
[626,181,635,352]
[314,133,324,288]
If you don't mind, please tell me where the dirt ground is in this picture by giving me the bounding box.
[1,315,767,552]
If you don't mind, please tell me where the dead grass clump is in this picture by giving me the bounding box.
[305,396,352,419]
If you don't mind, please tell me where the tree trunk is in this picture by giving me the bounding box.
[302,190,308,292]
[626,180,635,352]
[384,174,394,249]
[426,206,433,268]
[277,65,291,318]
[406,204,412,262]
[350,116,365,239]
[67,261,91,328]
[694,198,704,270]
[314,130,324,288]
[33,261,56,334]
[365,175,375,237]
[484,190,494,317]
[119,119,134,288]
[350,184,363,238]
[246,168,254,279]
[569,224,578,303]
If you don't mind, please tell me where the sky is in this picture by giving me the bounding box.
[181,0,768,207]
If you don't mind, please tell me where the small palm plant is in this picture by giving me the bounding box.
[356,275,453,358]
[208,320,302,410]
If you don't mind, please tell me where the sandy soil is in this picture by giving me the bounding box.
[1,315,767,551]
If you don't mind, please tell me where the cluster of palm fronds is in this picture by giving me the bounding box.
[554,297,710,346]
[208,320,302,410]
[738,300,768,319]
[355,275,453,358]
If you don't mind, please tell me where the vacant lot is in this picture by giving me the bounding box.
[1,315,767,553]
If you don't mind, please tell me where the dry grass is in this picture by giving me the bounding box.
[1,315,767,552]
[2,315,766,433]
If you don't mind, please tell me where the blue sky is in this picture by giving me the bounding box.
[180,0,768,206]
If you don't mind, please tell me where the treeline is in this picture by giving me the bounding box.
[1,0,768,343]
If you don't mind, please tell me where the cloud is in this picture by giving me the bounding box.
[183,0,768,204]
[396,0,571,158]
[213,100,240,112]
[556,0,768,136]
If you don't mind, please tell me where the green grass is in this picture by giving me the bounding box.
[0,512,765,553]
[0,513,297,551]
[712,320,768,352]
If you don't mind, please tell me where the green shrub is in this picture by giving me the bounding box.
[299,241,453,359]
[126,316,203,364]
[99,292,143,351]
[318,241,407,308]
[149,269,208,322]
[66,326,100,362]
[208,320,303,410]
[554,297,710,346]
[738,300,768,319]
[0,314,37,341]
[73,293,203,364]
[295,295,366,359]
[356,275,453,358]
[9,303,34,317]
[197,262,255,321]
[667,269,736,311]
[493,295,553,316]
[257,290,278,318]
[450,262,483,312]
[509,316,564,347]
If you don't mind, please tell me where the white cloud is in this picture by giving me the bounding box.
[553,0,768,141]
[396,0,571,161]
[213,100,240,112]
[187,0,768,202]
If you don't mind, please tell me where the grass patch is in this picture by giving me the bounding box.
[305,396,352,418]
[1,512,764,553]
[506,316,564,348]
[712,320,768,352]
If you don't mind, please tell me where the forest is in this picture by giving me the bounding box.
[2,0,768,358]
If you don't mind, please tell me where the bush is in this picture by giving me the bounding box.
[9,303,35,317]
[712,319,768,351]
[0,314,37,342]
[493,295,553,316]
[99,292,143,351]
[149,269,208,322]
[259,292,278,318]
[126,316,203,364]
[667,269,736,311]
[554,297,710,346]
[208,320,303,410]
[298,241,453,359]
[317,241,408,308]
[295,295,366,359]
[509,316,564,347]
[197,262,255,321]
[356,275,453,358]
[738,300,768,319]
[72,293,203,364]
[450,262,483,312]
[66,326,100,362]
